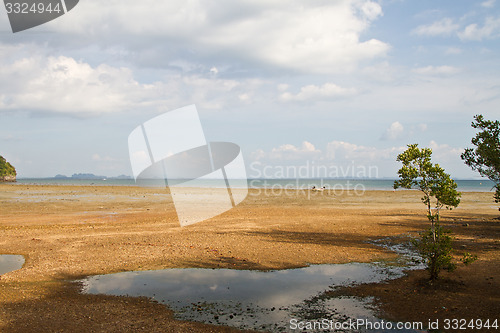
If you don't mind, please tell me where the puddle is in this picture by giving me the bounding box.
[0,255,25,275]
[81,241,427,332]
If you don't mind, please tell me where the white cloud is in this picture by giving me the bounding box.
[47,0,389,74]
[280,83,357,102]
[445,47,462,55]
[381,121,404,141]
[413,18,459,37]
[412,13,500,42]
[238,93,250,101]
[251,140,403,163]
[359,1,383,21]
[277,84,289,92]
[92,154,116,162]
[270,141,321,160]
[248,140,414,179]
[0,54,157,115]
[361,61,397,82]
[429,140,463,158]
[0,46,267,115]
[326,140,404,162]
[250,140,406,178]
[461,84,500,106]
[458,16,500,41]
[252,141,321,161]
[412,65,460,76]
[416,123,428,132]
[481,0,496,8]
[380,122,427,141]
[427,140,469,174]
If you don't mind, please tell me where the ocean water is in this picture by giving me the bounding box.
[14,178,496,192]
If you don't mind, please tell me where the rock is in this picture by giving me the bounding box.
[0,175,16,182]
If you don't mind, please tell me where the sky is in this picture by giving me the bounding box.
[0,0,499,179]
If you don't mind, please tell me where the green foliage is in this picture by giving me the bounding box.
[413,223,455,280]
[461,252,478,266]
[394,144,461,223]
[395,144,463,280]
[495,184,500,207]
[0,155,16,178]
[461,115,500,211]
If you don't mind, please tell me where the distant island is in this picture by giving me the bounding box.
[0,155,16,182]
[54,173,132,180]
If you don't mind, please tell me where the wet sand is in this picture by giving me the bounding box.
[0,184,498,332]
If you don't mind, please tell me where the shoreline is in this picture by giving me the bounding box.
[8,179,497,193]
[1,184,498,332]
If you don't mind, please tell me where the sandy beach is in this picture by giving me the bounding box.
[0,184,498,332]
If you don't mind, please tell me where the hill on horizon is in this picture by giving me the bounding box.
[0,155,16,182]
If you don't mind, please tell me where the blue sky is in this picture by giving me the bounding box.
[0,0,499,178]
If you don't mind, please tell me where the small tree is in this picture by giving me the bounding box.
[461,115,500,212]
[394,144,461,280]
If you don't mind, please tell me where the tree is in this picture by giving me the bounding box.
[394,144,462,280]
[461,115,500,212]
[394,144,461,228]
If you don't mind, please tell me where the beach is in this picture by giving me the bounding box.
[0,184,499,332]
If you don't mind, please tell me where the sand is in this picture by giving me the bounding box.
[0,184,498,332]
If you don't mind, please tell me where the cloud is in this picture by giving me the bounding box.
[427,140,469,174]
[359,1,384,21]
[412,18,459,37]
[280,83,357,102]
[277,84,289,92]
[445,47,462,55]
[361,61,397,82]
[381,121,404,141]
[460,84,500,106]
[250,140,405,166]
[429,140,463,158]
[250,140,407,178]
[0,54,155,115]
[0,46,267,115]
[251,141,321,161]
[253,140,402,163]
[92,154,116,162]
[412,65,460,76]
[416,123,428,132]
[326,140,405,163]
[481,0,496,8]
[412,13,500,42]
[380,122,428,141]
[45,0,389,74]
[458,16,500,41]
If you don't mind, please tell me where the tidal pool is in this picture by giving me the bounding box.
[81,241,427,332]
[0,255,25,275]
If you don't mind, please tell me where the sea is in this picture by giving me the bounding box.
[13,178,497,192]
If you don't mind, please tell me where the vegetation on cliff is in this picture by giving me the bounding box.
[0,155,16,181]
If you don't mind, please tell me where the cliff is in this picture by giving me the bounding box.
[0,155,17,182]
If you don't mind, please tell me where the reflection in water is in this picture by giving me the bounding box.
[82,244,427,333]
[0,255,24,275]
